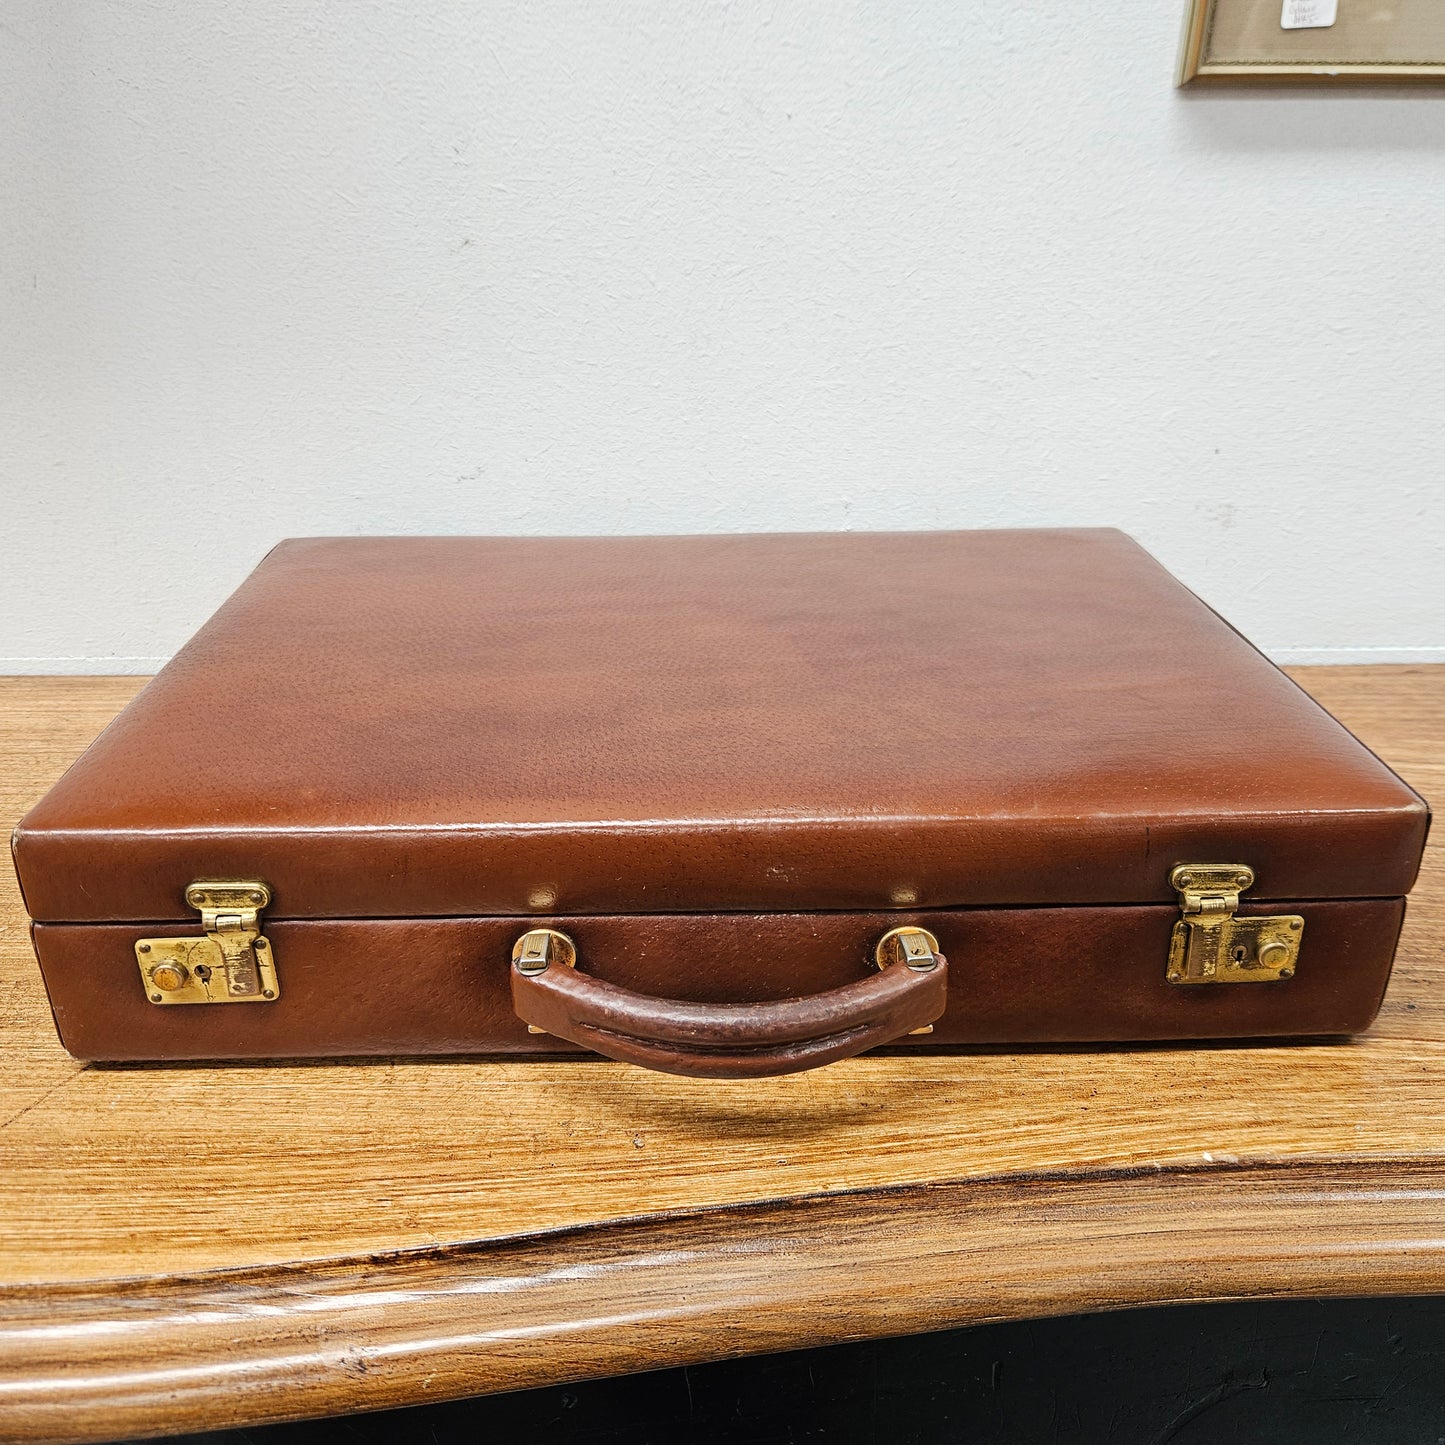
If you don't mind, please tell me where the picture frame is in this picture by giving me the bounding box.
[1178,0,1445,85]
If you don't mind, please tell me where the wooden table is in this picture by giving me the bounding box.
[1,667,1442,1443]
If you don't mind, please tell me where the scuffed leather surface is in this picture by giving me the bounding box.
[33,899,1404,1062]
[12,531,1428,923]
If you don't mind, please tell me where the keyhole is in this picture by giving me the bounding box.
[1231,944,1248,965]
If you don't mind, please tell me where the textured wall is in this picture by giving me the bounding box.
[2,0,1442,670]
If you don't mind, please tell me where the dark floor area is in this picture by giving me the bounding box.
[138,1295,1445,1445]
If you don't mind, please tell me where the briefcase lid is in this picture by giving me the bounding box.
[14,530,1427,924]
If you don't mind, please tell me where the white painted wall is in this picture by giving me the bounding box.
[2,0,1442,672]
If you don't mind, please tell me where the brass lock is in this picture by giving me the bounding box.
[136,880,279,1005]
[1166,864,1303,985]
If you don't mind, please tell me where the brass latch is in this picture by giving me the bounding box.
[136,880,279,1005]
[1166,864,1302,985]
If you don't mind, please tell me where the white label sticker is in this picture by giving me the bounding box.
[1281,0,1338,28]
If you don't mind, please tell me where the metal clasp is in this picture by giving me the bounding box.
[136,880,279,1005]
[1167,864,1302,985]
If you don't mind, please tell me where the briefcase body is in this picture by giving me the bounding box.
[13,531,1428,1076]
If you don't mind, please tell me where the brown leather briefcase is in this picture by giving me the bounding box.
[13,531,1428,1077]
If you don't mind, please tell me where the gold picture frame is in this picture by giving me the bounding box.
[1179,0,1445,85]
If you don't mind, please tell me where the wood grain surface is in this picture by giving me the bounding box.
[0,667,1442,1442]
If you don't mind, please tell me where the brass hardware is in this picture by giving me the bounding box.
[874,926,941,973]
[874,927,942,1035]
[512,928,577,976]
[1167,864,1303,985]
[136,881,279,1006]
[513,929,577,1035]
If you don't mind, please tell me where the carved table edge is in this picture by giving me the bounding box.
[5,1155,1445,1443]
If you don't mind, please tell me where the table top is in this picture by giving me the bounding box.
[1,666,1442,1443]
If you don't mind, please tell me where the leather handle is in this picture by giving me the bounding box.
[509,928,948,1079]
